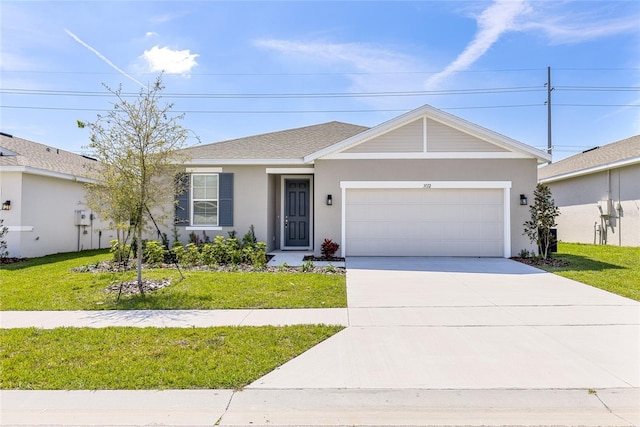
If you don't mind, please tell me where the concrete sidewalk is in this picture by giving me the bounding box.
[2,388,639,426]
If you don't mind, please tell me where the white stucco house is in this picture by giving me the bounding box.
[0,133,114,258]
[538,135,640,247]
[174,104,551,258]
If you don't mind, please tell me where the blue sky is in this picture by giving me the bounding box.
[1,0,639,161]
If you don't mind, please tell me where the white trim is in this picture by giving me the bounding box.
[324,151,530,160]
[7,226,34,232]
[280,175,314,251]
[187,158,307,166]
[0,166,96,183]
[190,173,220,227]
[186,226,223,231]
[304,105,551,164]
[340,181,512,189]
[186,167,222,173]
[266,167,314,174]
[503,187,511,257]
[422,117,428,152]
[340,180,512,258]
[539,156,640,183]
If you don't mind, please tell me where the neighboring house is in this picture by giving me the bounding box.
[0,133,114,258]
[175,104,550,257]
[538,135,640,247]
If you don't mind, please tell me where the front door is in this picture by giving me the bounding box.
[284,179,310,247]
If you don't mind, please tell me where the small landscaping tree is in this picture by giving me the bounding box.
[0,218,9,260]
[79,76,192,294]
[523,183,560,260]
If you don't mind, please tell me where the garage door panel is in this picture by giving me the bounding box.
[345,188,505,257]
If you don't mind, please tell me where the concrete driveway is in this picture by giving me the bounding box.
[250,257,640,390]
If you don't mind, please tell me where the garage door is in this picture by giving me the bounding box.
[345,188,504,257]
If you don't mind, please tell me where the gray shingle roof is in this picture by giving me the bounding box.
[184,121,369,160]
[0,133,98,179]
[538,134,640,181]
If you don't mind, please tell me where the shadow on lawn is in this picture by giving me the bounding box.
[548,253,624,272]
[0,249,109,271]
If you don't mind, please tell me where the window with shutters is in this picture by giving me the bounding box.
[191,174,218,225]
[175,172,233,228]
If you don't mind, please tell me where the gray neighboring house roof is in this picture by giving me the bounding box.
[184,121,369,164]
[539,134,640,183]
[0,133,98,180]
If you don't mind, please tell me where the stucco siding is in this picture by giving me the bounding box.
[344,119,423,153]
[172,165,275,245]
[427,119,507,152]
[546,164,640,246]
[314,158,537,257]
[0,173,115,258]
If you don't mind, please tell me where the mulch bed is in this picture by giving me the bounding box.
[303,256,345,262]
[0,257,28,265]
[511,257,570,267]
[105,279,172,296]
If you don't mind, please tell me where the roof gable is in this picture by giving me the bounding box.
[539,134,640,182]
[306,104,549,163]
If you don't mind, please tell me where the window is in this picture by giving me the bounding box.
[175,172,233,228]
[192,174,218,225]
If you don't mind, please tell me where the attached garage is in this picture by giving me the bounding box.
[341,181,511,257]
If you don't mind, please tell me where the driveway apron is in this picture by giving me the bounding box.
[249,257,640,390]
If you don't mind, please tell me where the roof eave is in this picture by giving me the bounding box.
[539,155,640,183]
[185,158,309,166]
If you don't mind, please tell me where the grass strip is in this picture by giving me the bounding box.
[0,250,346,310]
[0,325,342,390]
[537,243,640,301]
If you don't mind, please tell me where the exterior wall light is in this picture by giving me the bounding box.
[326,194,333,206]
[520,194,528,206]
[1,200,10,210]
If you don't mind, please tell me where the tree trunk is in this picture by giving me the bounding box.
[137,225,144,295]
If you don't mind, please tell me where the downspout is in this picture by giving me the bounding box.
[618,171,622,247]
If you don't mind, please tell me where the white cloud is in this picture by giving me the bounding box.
[425,0,531,89]
[141,45,199,75]
[145,32,159,38]
[522,13,639,45]
[255,39,429,109]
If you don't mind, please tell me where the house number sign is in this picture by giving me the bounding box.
[423,183,432,188]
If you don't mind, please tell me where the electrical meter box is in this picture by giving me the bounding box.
[75,210,90,226]
[598,200,612,216]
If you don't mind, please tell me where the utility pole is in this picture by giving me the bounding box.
[545,66,554,162]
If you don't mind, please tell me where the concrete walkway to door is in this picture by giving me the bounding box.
[250,257,639,390]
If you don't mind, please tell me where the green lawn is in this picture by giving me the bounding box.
[0,250,346,310]
[538,242,640,301]
[0,325,342,390]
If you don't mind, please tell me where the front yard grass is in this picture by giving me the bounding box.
[0,325,342,390]
[536,242,640,301]
[0,250,346,310]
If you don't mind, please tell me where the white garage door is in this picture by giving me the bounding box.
[345,188,504,257]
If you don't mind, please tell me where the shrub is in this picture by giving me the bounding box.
[199,243,216,266]
[110,239,130,264]
[144,240,166,266]
[242,225,257,248]
[301,259,315,272]
[212,235,229,264]
[321,239,340,259]
[0,218,8,260]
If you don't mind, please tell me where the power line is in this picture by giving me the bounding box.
[0,86,544,99]
[2,67,639,76]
